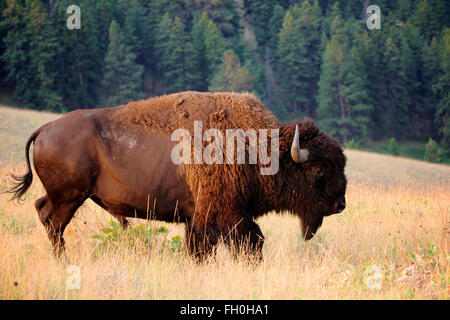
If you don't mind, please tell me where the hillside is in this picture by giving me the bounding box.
[0,106,448,299]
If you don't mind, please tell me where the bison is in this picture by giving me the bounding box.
[7,92,347,260]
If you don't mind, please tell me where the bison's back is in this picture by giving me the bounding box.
[110,91,280,134]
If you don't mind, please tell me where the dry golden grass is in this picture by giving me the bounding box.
[0,106,60,166]
[0,106,448,300]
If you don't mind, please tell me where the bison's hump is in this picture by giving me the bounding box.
[110,91,280,134]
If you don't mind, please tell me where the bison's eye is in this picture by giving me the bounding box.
[311,165,325,178]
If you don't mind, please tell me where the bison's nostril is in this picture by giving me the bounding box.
[337,202,346,213]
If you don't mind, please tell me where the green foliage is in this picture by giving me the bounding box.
[91,221,183,253]
[1,0,63,111]
[190,13,226,91]
[242,38,266,98]
[416,0,446,41]
[434,28,450,151]
[344,139,360,150]
[122,0,153,68]
[277,1,322,115]
[156,15,199,93]
[268,5,286,55]
[317,15,373,143]
[53,0,103,110]
[421,37,442,137]
[209,50,253,92]
[102,20,144,107]
[387,137,400,156]
[424,138,443,162]
[197,0,240,39]
[383,37,410,138]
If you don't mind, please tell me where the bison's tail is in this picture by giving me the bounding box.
[5,128,41,202]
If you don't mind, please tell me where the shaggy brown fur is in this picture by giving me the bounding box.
[111,91,279,134]
[7,92,347,260]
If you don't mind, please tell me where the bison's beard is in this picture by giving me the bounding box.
[301,216,324,240]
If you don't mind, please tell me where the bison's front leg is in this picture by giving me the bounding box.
[185,218,220,261]
[219,217,265,262]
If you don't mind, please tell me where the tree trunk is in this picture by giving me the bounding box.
[292,85,297,113]
[264,45,272,103]
[337,82,348,142]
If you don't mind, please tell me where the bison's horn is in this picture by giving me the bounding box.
[291,124,309,163]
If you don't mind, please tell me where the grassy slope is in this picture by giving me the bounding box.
[359,139,450,164]
[0,106,60,166]
[0,106,448,299]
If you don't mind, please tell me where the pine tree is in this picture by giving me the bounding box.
[416,0,446,42]
[268,4,286,58]
[93,0,124,55]
[190,14,209,91]
[102,20,144,107]
[144,0,167,75]
[196,0,240,39]
[156,16,200,93]
[434,28,450,152]
[317,16,372,142]
[202,15,226,79]
[154,12,172,67]
[209,50,253,92]
[122,0,151,68]
[191,13,226,91]
[0,0,8,86]
[51,0,102,110]
[364,22,390,139]
[276,1,322,116]
[343,35,374,141]
[397,21,432,137]
[153,0,194,28]
[321,2,341,38]
[396,0,414,21]
[242,38,266,99]
[422,38,442,137]
[247,0,275,48]
[2,0,63,111]
[382,36,410,138]
[276,11,299,113]
[317,16,350,142]
[401,22,424,136]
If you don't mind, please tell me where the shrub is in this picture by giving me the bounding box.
[344,139,360,150]
[91,221,183,253]
[424,138,442,163]
[387,137,399,156]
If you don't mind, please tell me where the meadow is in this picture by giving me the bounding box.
[0,106,448,299]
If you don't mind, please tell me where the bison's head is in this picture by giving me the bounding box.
[276,119,347,240]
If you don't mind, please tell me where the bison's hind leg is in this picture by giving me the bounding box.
[35,195,86,257]
[35,196,50,223]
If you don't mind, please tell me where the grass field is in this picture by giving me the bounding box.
[0,106,448,300]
